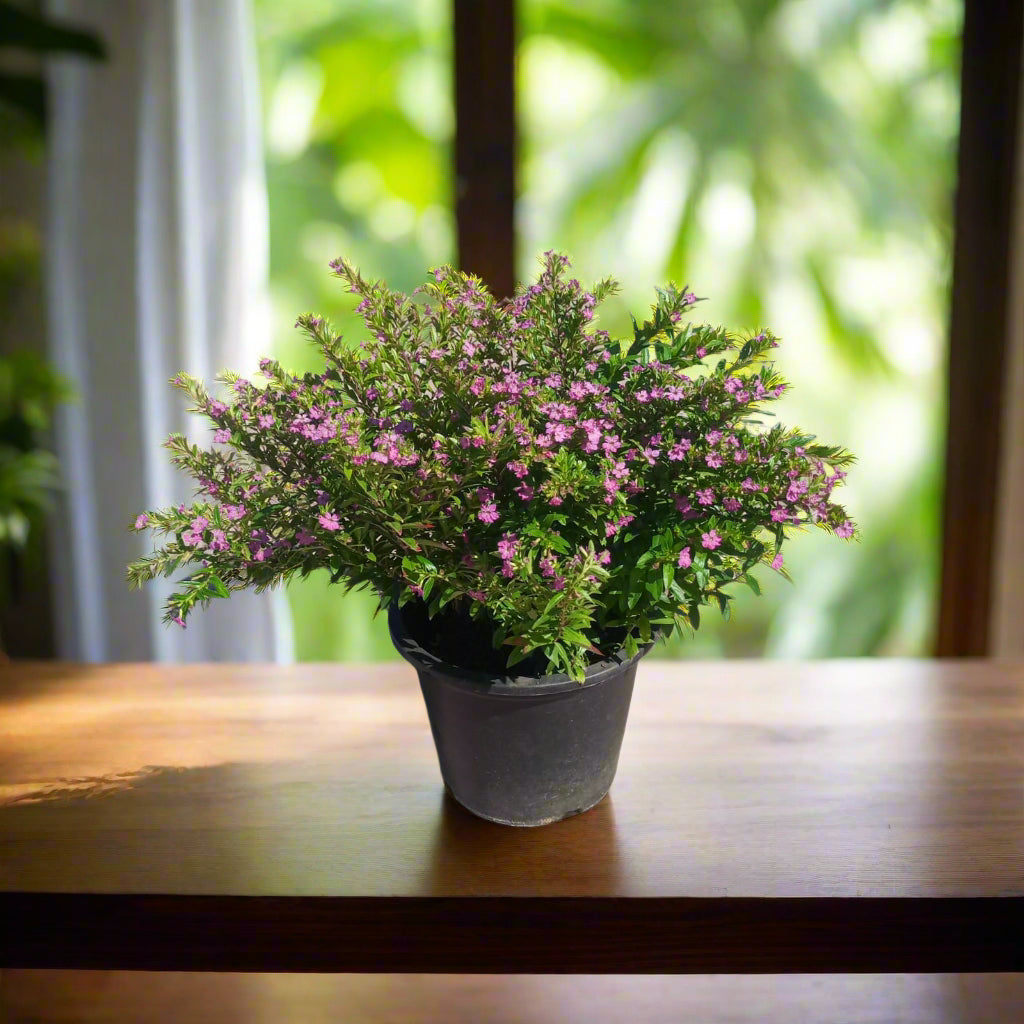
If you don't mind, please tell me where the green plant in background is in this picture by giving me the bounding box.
[128,253,855,681]
[0,2,101,645]
[0,350,71,549]
[252,0,958,660]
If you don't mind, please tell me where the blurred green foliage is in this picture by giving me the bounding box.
[0,1,95,614]
[254,0,960,660]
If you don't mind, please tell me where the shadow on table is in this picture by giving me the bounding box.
[418,787,624,896]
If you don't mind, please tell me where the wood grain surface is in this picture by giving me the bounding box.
[2,972,1023,1024]
[1,660,1022,972]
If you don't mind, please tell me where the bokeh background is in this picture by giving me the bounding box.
[252,0,961,662]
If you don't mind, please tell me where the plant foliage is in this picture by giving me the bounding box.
[128,252,856,680]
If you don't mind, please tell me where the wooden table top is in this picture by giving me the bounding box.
[1,659,1022,973]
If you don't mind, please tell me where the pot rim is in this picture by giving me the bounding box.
[387,599,657,696]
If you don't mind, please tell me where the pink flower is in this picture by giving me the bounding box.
[134,513,149,530]
[318,511,341,531]
[696,488,715,506]
[221,503,246,521]
[208,400,227,416]
[674,496,692,514]
[551,576,566,591]
[213,428,231,444]
[705,452,723,468]
[677,546,692,569]
[596,549,611,566]
[835,520,855,539]
[549,495,563,506]
[771,553,784,570]
[723,497,741,512]
[172,614,186,628]
[668,441,691,461]
[497,533,519,560]
[515,482,535,501]
[208,529,229,552]
[257,414,275,429]
[478,502,499,524]
[701,530,722,550]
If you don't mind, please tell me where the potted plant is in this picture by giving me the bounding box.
[128,251,856,826]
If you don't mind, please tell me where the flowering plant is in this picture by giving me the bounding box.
[127,252,855,681]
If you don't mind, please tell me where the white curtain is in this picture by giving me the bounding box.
[45,0,292,662]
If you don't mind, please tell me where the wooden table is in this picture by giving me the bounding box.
[1,660,1023,1018]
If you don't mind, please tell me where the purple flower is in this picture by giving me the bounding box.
[515,482,535,502]
[705,452,723,468]
[696,488,715,506]
[318,511,341,531]
[134,513,149,530]
[208,529,229,552]
[835,520,855,539]
[478,502,499,524]
[677,546,692,569]
[668,441,691,461]
[701,530,722,550]
[551,576,566,591]
[213,428,231,444]
[257,414,275,429]
[723,497,741,512]
[221,503,246,521]
[295,529,316,546]
[497,533,519,560]
[771,553,784,569]
[208,400,228,416]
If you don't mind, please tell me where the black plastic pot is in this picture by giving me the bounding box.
[388,601,655,827]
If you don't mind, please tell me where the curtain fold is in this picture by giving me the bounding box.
[46,0,291,661]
